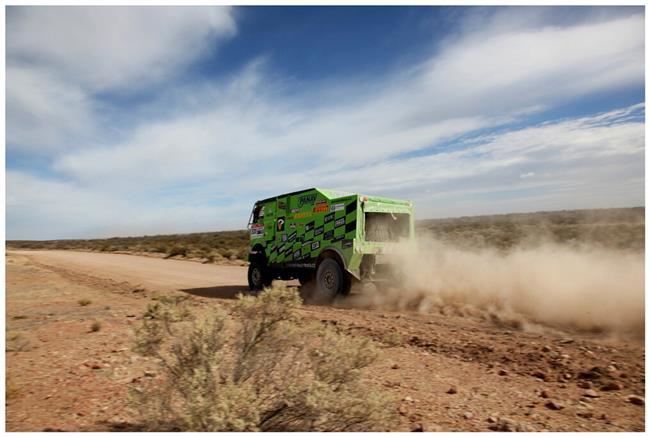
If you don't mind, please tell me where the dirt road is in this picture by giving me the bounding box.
[6,250,645,431]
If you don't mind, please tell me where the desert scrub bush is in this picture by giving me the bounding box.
[134,296,192,355]
[6,332,30,352]
[6,376,20,401]
[130,283,393,431]
[166,246,188,258]
[381,331,403,347]
[78,299,92,306]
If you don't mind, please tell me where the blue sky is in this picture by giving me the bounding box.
[6,6,645,239]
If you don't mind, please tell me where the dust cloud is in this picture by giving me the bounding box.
[350,237,645,339]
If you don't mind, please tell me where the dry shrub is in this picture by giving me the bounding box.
[6,376,20,401]
[130,283,392,431]
[135,297,192,356]
[6,332,31,352]
[90,320,102,332]
[78,299,92,306]
[166,246,188,258]
[381,331,403,347]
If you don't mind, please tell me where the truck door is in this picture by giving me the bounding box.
[276,196,288,248]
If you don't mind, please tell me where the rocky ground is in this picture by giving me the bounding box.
[5,251,645,431]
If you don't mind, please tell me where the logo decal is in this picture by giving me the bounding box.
[250,223,265,239]
[313,200,328,213]
[277,218,285,231]
[298,194,317,207]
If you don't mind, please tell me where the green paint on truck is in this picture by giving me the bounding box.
[246,188,415,298]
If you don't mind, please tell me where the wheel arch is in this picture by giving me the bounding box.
[316,247,347,270]
[249,243,267,262]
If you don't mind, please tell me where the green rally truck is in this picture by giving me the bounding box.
[247,188,414,298]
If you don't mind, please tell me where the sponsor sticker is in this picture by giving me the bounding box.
[277,218,285,231]
[335,217,345,227]
[278,201,286,210]
[332,235,344,243]
[330,203,344,212]
[305,221,315,232]
[259,206,265,217]
[288,232,297,242]
[313,200,328,213]
[342,239,353,249]
[323,230,334,240]
[294,211,313,219]
[324,212,335,223]
[291,208,300,213]
[314,226,324,236]
[298,194,317,207]
[282,234,287,242]
[293,250,301,260]
[250,223,265,239]
[311,241,320,251]
[289,223,296,229]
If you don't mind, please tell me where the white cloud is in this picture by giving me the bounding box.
[6,6,237,154]
[6,66,96,152]
[7,6,236,91]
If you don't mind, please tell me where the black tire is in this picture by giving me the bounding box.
[315,258,349,301]
[248,261,271,291]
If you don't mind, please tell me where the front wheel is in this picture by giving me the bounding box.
[248,261,271,291]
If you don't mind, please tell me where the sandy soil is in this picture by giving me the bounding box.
[5,250,645,431]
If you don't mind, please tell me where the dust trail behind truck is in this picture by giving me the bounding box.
[247,188,414,299]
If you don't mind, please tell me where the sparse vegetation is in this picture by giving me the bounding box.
[418,207,644,252]
[6,230,250,263]
[130,283,393,431]
[78,299,92,306]
[6,209,642,264]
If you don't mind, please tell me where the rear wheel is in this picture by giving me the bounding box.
[315,258,350,301]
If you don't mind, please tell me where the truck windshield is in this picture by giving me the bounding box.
[365,212,410,242]
[248,204,260,227]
